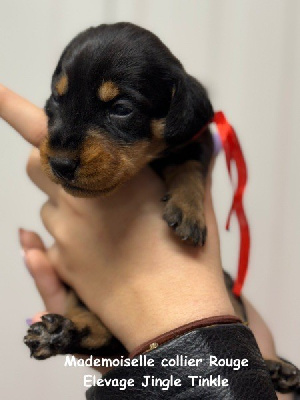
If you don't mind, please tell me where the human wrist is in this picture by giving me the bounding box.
[128,315,242,358]
[95,262,235,352]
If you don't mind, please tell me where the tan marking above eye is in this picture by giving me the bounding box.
[55,73,68,96]
[98,81,120,102]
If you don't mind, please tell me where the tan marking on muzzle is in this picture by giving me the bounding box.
[39,137,78,184]
[40,129,167,196]
[98,81,119,102]
[77,129,167,193]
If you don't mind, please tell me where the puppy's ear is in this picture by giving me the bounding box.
[164,73,214,146]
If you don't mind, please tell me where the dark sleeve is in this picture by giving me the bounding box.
[86,323,277,399]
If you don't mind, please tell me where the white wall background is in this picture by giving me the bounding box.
[0,1,299,399]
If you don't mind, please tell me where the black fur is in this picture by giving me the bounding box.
[45,22,213,150]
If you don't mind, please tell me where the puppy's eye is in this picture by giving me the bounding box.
[110,101,133,117]
[51,92,60,104]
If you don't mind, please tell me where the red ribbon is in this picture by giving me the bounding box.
[212,111,250,296]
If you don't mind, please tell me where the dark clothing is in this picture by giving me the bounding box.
[86,323,277,399]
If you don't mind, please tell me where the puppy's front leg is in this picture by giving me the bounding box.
[155,129,213,246]
[24,291,124,359]
[162,160,207,246]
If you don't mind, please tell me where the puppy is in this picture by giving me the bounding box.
[40,22,214,243]
[25,21,213,359]
[23,23,300,394]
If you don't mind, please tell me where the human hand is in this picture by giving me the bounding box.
[19,228,117,374]
[20,229,293,400]
[20,228,67,319]
[0,85,288,398]
[1,84,234,351]
[25,147,234,351]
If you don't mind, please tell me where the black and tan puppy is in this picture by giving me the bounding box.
[25,22,213,359]
[40,22,213,245]
[23,22,300,394]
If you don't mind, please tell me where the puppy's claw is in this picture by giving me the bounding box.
[28,322,44,336]
[41,313,66,334]
[196,226,207,247]
[163,198,207,247]
[163,205,182,228]
[161,194,171,202]
[168,221,178,228]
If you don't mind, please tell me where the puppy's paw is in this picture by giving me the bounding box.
[24,314,76,360]
[265,359,300,393]
[162,194,207,246]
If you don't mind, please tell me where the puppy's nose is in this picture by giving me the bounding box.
[49,157,79,181]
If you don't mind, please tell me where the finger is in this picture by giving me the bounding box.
[0,85,47,147]
[19,228,45,252]
[40,200,60,238]
[30,312,48,325]
[26,148,59,198]
[24,248,67,314]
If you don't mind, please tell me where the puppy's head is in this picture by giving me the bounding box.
[41,22,213,197]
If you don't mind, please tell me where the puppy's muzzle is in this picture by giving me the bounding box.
[49,157,79,182]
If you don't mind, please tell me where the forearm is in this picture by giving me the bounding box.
[90,255,234,352]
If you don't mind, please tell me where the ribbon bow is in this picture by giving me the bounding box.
[212,111,250,296]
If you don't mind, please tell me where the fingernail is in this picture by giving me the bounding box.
[26,318,32,326]
[161,194,170,202]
